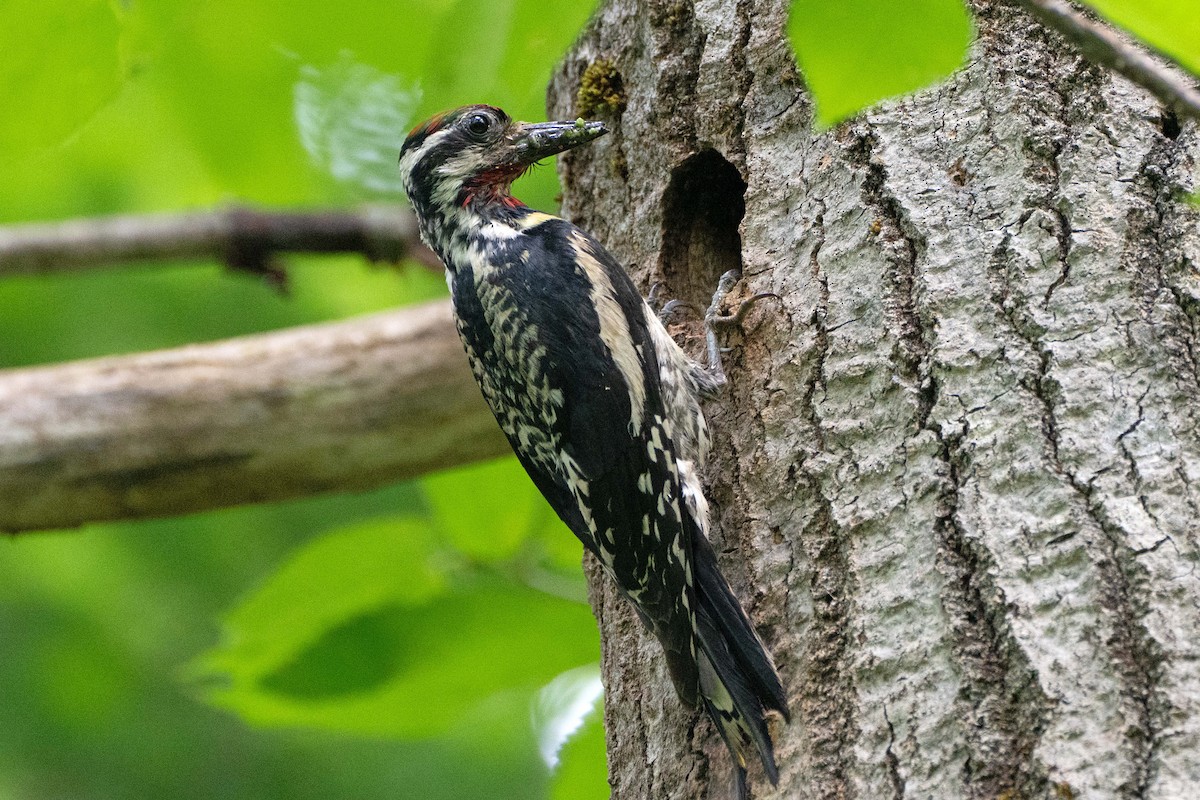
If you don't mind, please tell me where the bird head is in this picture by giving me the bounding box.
[399,105,607,211]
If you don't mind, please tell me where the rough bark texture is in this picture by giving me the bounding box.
[0,300,508,532]
[549,1,1200,797]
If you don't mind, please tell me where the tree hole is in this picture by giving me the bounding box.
[1160,109,1181,140]
[659,150,747,309]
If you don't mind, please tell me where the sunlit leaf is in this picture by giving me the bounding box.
[0,484,565,800]
[294,53,422,195]
[258,603,418,698]
[424,458,546,562]
[118,0,456,202]
[1082,0,1200,77]
[424,457,589,599]
[533,664,604,769]
[547,678,608,800]
[423,0,596,115]
[787,0,974,127]
[0,0,604,797]
[197,517,445,680]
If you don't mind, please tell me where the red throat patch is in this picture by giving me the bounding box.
[462,163,529,207]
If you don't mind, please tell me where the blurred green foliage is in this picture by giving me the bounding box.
[787,0,975,128]
[785,0,1200,129]
[193,493,598,739]
[0,1,607,798]
[1081,0,1200,77]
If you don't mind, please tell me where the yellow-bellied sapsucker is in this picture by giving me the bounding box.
[399,105,788,797]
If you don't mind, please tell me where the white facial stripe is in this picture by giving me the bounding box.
[570,232,646,432]
[399,129,453,192]
[428,149,494,206]
[439,148,489,177]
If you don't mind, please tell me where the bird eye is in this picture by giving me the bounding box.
[465,112,492,138]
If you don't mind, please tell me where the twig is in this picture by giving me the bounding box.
[1014,0,1200,123]
[0,299,509,533]
[0,204,442,280]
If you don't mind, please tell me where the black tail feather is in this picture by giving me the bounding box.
[693,530,789,719]
[690,528,789,789]
[696,605,781,777]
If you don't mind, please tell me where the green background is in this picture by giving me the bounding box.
[0,2,605,798]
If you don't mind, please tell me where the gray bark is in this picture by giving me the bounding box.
[549,1,1200,798]
[0,300,508,531]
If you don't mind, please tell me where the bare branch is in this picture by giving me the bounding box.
[0,204,441,278]
[0,299,510,533]
[1014,0,1200,122]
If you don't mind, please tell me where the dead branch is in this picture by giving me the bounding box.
[0,204,441,280]
[0,299,509,533]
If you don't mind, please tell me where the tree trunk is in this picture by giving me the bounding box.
[548,1,1200,798]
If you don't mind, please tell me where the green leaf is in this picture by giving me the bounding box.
[1082,0,1200,77]
[118,0,454,202]
[258,604,419,698]
[293,53,424,196]
[424,458,547,562]
[787,0,975,127]
[533,665,606,785]
[424,457,588,579]
[109,0,594,207]
[199,517,446,679]
[193,515,598,737]
[0,0,610,797]
[422,0,596,117]
[0,0,123,158]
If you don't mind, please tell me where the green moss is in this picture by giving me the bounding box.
[1052,782,1077,800]
[576,59,626,116]
[610,149,628,181]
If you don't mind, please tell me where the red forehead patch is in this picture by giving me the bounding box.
[407,111,449,139]
[407,105,509,139]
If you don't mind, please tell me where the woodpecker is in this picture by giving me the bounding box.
[399,105,788,797]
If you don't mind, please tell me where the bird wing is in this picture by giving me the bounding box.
[456,216,702,701]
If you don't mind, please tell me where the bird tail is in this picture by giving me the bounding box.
[690,528,790,797]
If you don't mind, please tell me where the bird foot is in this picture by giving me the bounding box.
[704,270,778,385]
[647,281,697,324]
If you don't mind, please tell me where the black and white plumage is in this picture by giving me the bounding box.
[399,104,788,796]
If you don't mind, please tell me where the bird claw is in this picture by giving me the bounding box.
[660,298,698,324]
[710,292,780,328]
[647,281,699,324]
[646,281,664,311]
[704,270,778,385]
[706,270,778,329]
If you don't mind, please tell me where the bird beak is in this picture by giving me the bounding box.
[512,118,608,164]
